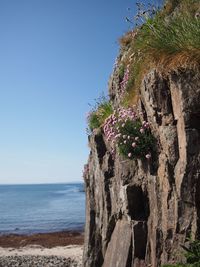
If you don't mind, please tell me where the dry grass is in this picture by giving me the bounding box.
[117,0,200,108]
[153,51,200,72]
[119,31,134,48]
[162,0,200,16]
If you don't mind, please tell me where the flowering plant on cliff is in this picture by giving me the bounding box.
[119,66,130,96]
[103,107,154,160]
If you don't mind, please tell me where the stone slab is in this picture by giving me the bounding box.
[103,220,132,267]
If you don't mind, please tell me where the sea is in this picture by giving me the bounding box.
[0,183,85,235]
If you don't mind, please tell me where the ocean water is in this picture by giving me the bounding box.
[0,183,85,235]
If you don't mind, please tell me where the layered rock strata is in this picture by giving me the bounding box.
[83,66,200,266]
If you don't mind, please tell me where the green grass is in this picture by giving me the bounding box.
[163,264,198,267]
[134,2,200,67]
[163,0,200,16]
[116,0,200,107]
[162,264,192,267]
[162,239,200,267]
[87,96,113,131]
[133,0,200,68]
[118,64,125,81]
[120,60,142,107]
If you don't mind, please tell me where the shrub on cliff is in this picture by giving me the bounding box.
[87,96,113,131]
[103,107,154,159]
[162,239,200,267]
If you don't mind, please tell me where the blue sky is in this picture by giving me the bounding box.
[0,0,160,184]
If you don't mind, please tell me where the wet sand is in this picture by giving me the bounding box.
[0,231,84,248]
[0,232,84,266]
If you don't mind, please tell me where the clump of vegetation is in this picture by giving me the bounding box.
[163,265,191,267]
[134,8,200,68]
[162,0,200,17]
[119,66,130,96]
[117,119,154,159]
[116,0,200,107]
[87,0,199,160]
[162,239,200,267]
[87,95,113,131]
[103,107,154,159]
[118,64,125,81]
[121,57,144,106]
[119,31,136,49]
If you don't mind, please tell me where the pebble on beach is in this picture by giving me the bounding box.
[0,255,82,267]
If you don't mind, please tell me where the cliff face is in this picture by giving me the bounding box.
[83,56,200,266]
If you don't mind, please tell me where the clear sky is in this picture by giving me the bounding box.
[0,0,161,184]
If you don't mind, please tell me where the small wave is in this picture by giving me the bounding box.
[0,183,85,235]
[54,188,80,194]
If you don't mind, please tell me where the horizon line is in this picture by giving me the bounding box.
[0,181,83,185]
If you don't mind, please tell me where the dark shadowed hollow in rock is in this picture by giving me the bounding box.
[126,185,149,221]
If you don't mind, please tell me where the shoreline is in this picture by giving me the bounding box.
[0,245,83,267]
[0,230,84,248]
[0,231,84,266]
[0,245,83,257]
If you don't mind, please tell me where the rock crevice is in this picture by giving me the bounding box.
[83,68,200,266]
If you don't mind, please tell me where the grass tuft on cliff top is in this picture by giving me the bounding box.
[134,8,200,68]
[117,0,200,107]
[130,0,200,68]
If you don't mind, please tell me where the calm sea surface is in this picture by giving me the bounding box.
[0,183,85,235]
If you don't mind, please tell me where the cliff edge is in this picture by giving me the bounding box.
[83,1,200,266]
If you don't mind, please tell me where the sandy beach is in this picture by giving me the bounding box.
[0,231,84,267]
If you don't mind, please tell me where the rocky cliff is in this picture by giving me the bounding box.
[83,64,200,267]
[83,3,200,266]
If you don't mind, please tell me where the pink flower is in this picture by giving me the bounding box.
[135,137,139,141]
[145,153,151,159]
[140,128,144,134]
[124,140,127,144]
[128,153,132,158]
[132,142,136,148]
